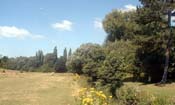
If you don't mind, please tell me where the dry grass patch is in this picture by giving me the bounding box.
[0,71,82,105]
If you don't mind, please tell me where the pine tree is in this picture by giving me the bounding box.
[36,50,44,66]
[63,48,67,61]
[136,0,175,82]
[53,46,57,59]
[68,48,72,58]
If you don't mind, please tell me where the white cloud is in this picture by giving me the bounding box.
[52,20,73,31]
[0,26,45,39]
[30,34,45,39]
[94,18,103,29]
[120,4,137,12]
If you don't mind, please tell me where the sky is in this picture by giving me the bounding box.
[0,0,140,57]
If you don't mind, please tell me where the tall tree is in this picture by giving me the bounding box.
[103,10,139,42]
[0,56,8,68]
[63,48,67,61]
[53,46,58,59]
[68,48,72,58]
[36,50,44,66]
[136,0,175,82]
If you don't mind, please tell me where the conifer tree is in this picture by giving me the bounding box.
[68,48,72,58]
[63,48,67,61]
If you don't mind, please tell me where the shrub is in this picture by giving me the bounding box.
[116,86,174,105]
[116,86,140,105]
[76,88,112,105]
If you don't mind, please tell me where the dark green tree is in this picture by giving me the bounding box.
[135,0,175,82]
[68,48,72,58]
[53,46,58,59]
[0,56,8,68]
[36,50,44,67]
[103,10,139,42]
[63,48,67,61]
[55,56,67,72]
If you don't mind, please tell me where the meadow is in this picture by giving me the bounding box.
[0,70,175,105]
[0,70,80,105]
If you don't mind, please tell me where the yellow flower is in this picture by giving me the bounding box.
[90,90,94,93]
[99,91,103,94]
[109,96,112,98]
[103,102,107,105]
[100,94,107,100]
[78,88,87,95]
[82,97,93,104]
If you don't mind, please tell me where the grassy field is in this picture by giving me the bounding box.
[0,70,175,105]
[124,82,175,99]
[0,70,81,105]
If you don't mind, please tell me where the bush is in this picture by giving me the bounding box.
[116,86,140,105]
[35,64,54,72]
[76,88,113,105]
[116,86,174,105]
[67,41,139,95]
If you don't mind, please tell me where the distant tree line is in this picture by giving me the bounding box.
[0,47,72,73]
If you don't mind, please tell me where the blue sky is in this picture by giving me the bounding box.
[0,0,140,57]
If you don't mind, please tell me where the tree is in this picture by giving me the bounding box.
[103,10,139,42]
[63,48,67,61]
[36,50,44,67]
[135,0,175,82]
[53,46,58,59]
[55,56,67,72]
[44,53,56,68]
[0,55,2,68]
[0,56,8,68]
[68,48,72,58]
[66,43,103,75]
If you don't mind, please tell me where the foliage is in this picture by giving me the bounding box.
[55,56,67,72]
[68,48,72,58]
[66,43,104,75]
[134,0,175,82]
[76,88,112,105]
[103,10,139,42]
[116,85,174,105]
[2,46,68,73]
[0,56,8,68]
[63,48,68,61]
[67,41,139,95]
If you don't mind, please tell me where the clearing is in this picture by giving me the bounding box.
[0,70,175,105]
[0,70,80,105]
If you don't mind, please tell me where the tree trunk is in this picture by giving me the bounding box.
[160,29,173,83]
[161,49,170,83]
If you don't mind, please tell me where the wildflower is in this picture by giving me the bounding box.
[100,94,107,100]
[150,95,156,101]
[82,97,93,105]
[99,91,103,94]
[76,88,111,105]
[104,102,107,105]
[90,90,94,93]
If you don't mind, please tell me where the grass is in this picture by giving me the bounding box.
[0,70,175,105]
[124,82,175,98]
[0,70,81,105]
